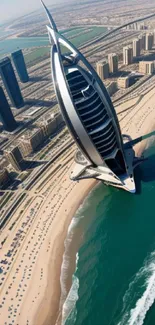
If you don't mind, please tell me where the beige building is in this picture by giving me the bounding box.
[117,77,129,89]
[36,112,64,137]
[142,34,146,50]
[145,33,153,51]
[106,81,118,96]
[37,113,57,137]
[138,36,143,51]
[133,22,138,30]
[133,38,140,57]
[108,53,118,73]
[19,127,44,157]
[138,23,144,30]
[0,168,10,188]
[123,46,133,65]
[4,145,23,171]
[96,61,109,79]
[139,61,154,75]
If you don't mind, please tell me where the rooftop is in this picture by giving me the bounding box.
[21,127,42,140]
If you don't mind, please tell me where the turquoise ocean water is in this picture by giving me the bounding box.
[0,36,49,56]
[0,26,107,58]
[61,140,155,325]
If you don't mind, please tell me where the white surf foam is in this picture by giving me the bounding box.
[61,257,80,325]
[122,265,146,308]
[59,216,82,309]
[118,252,155,325]
[57,189,95,325]
[128,261,155,325]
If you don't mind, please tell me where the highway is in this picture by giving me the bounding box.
[0,134,75,230]
[80,12,155,50]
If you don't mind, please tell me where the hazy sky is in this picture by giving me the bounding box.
[0,0,55,23]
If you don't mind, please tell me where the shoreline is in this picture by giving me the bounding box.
[49,128,154,325]
[1,84,155,325]
[34,128,152,325]
[0,125,153,325]
[34,178,97,325]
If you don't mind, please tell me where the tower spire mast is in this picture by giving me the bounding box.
[41,0,58,32]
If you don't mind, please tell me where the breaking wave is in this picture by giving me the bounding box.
[58,191,94,325]
[61,256,79,325]
[59,216,81,307]
[118,252,155,325]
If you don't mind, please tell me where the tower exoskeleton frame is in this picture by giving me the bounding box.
[42,0,138,193]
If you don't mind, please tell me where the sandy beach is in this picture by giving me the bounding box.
[33,176,96,325]
[1,83,155,325]
[0,148,96,325]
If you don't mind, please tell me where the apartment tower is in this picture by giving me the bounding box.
[11,49,29,83]
[0,57,24,108]
[123,46,133,65]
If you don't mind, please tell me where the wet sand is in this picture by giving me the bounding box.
[34,178,96,325]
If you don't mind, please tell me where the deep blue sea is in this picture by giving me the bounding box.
[61,140,155,325]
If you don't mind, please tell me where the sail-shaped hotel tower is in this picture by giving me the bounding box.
[42,1,141,193]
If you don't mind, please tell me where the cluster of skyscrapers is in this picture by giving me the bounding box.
[96,32,155,81]
[96,53,118,79]
[126,22,146,31]
[0,49,29,132]
[123,32,154,66]
[96,31,155,90]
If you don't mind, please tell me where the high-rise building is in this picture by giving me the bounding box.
[145,33,153,51]
[4,145,23,171]
[138,36,143,51]
[142,34,146,50]
[96,61,109,79]
[134,22,138,30]
[138,34,146,50]
[133,39,140,57]
[138,23,144,30]
[123,46,133,65]
[41,1,143,193]
[0,87,17,131]
[154,30,155,45]
[138,34,146,51]
[153,30,155,44]
[11,49,29,83]
[0,57,24,108]
[139,61,154,74]
[108,53,118,73]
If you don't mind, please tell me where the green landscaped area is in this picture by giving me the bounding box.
[24,47,50,63]
[61,27,87,38]
[71,26,107,47]
[18,26,107,64]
